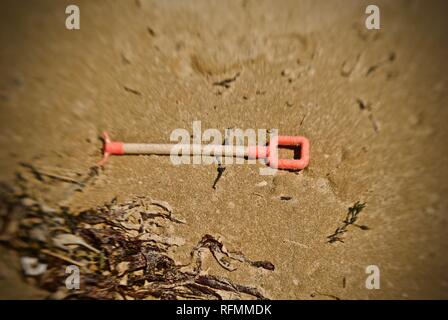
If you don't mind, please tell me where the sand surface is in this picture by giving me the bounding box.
[0,0,448,299]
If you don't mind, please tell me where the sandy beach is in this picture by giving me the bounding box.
[0,0,447,299]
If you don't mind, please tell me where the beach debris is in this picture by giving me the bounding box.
[15,162,100,207]
[147,27,156,36]
[0,186,274,300]
[192,234,274,272]
[212,130,233,190]
[40,248,86,268]
[212,164,226,189]
[53,233,100,253]
[123,86,142,96]
[366,51,396,76]
[327,201,368,243]
[310,291,341,300]
[356,98,379,133]
[213,72,240,89]
[19,162,84,186]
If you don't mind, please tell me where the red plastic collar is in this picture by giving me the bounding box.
[98,132,124,166]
